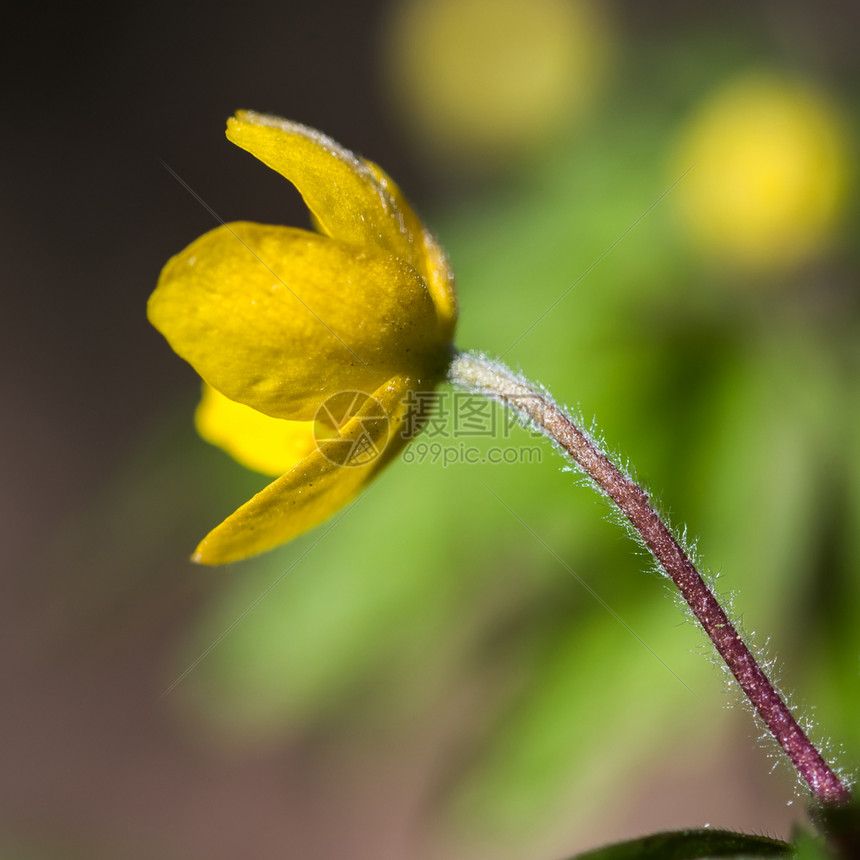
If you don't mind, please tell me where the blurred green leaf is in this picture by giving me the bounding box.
[809,800,860,859]
[791,828,832,860]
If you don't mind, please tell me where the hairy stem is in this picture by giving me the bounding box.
[449,349,850,806]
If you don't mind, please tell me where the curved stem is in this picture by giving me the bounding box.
[449,349,851,806]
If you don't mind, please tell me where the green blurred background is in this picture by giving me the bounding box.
[3,1,859,858]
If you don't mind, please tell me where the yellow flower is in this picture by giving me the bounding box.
[383,0,613,167]
[671,73,850,273]
[148,112,457,564]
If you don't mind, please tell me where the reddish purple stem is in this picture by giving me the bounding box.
[451,351,851,806]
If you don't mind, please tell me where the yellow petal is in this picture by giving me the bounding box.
[226,111,457,338]
[193,375,414,564]
[148,222,445,420]
[363,159,458,339]
[195,383,316,477]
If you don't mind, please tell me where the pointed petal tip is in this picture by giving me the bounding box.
[192,541,244,567]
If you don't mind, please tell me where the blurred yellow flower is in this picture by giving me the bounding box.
[671,73,850,273]
[149,112,457,564]
[382,0,613,167]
